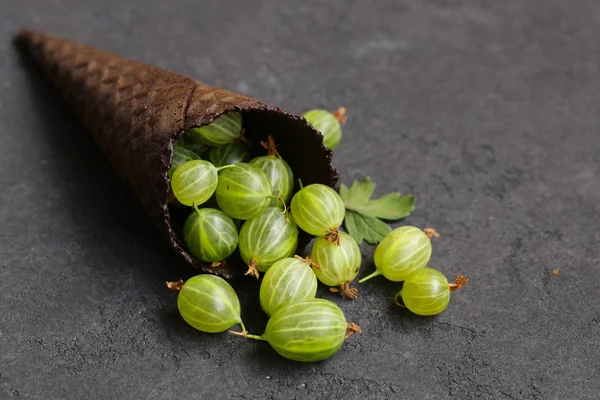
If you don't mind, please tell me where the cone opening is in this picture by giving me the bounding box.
[15,28,339,280]
[165,108,338,278]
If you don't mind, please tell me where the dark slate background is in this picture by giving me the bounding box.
[1,1,599,399]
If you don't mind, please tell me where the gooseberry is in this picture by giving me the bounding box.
[359,226,433,283]
[290,183,345,238]
[167,275,246,333]
[229,298,360,362]
[215,163,273,220]
[183,206,238,263]
[394,268,468,316]
[259,257,317,316]
[239,207,298,278]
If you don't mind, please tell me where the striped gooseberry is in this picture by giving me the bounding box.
[302,108,346,151]
[259,257,317,316]
[183,206,238,264]
[169,146,201,178]
[167,275,246,333]
[208,142,251,167]
[250,136,294,207]
[359,226,435,283]
[230,298,360,362]
[171,160,232,207]
[174,136,206,154]
[290,183,345,239]
[305,231,361,299]
[394,268,468,316]
[239,207,298,278]
[186,112,244,147]
[215,163,273,220]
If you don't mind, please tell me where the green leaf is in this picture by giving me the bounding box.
[339,177,416,245]
[345,177,375,206]
[346,210,392,245]
[344,210,364,245]
[358,193,416,220]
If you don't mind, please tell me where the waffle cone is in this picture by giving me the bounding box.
[16,29,338,278]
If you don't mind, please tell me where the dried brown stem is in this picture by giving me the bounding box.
[244,258,260,279]
[393,294,405,308]
[330,282,358,299]
[345,322,361,339]
[166,280,184,291]
[332,107,347,124]
[423,228,440,239]
[448,275,468,292]
[293,255,321,270]
[234,128,249,145]
[325,227,341,246]
[212,260,226,268]
[260,135,281,158]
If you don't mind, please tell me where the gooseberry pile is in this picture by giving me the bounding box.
[166,109,468,363]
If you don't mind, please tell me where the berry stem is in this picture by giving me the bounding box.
[233,128,249,145]
[293,255,321,269]
[423,228,440,239]
[332,107,347,124]
[268,196,290,223]
[330,282,358,299]
[192,201,201,214]
[358,269,382,284]
[448,275,469,292]
[345,322,361,339]
[393,293,405,308]
[260,135,281,158]
[245,258,260,279]
[228,330,265,341]
[325,227,341,246]
[298,178,304,189]
[165,280,184,291]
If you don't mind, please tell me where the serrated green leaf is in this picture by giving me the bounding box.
[358,193,416,220]
[344,210,364,245]
[339,177,416,246]
[343,177,375,208]
[346,210,392,245]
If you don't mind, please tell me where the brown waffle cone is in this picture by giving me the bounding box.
[16,29,339,278]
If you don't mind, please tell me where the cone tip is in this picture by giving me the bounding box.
[13,28,36,48]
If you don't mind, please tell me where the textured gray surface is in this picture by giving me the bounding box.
[1,1,599,399]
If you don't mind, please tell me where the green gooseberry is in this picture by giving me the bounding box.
[186,113,243,147]
[215,163,273,220]
[171,160,231,207]
[250,156,293,207]
[183,206,238,263]
[359,226,433,283]
[230,299,360,362]
[239,207,298,278]
[259,257,317,316]
[169,146,202,178]
[290,183,345,237]
[394,268,468,316]
[208,142,251,167]
[302,108,344,150]
[171,275,246,333]
[308,231,361,299]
